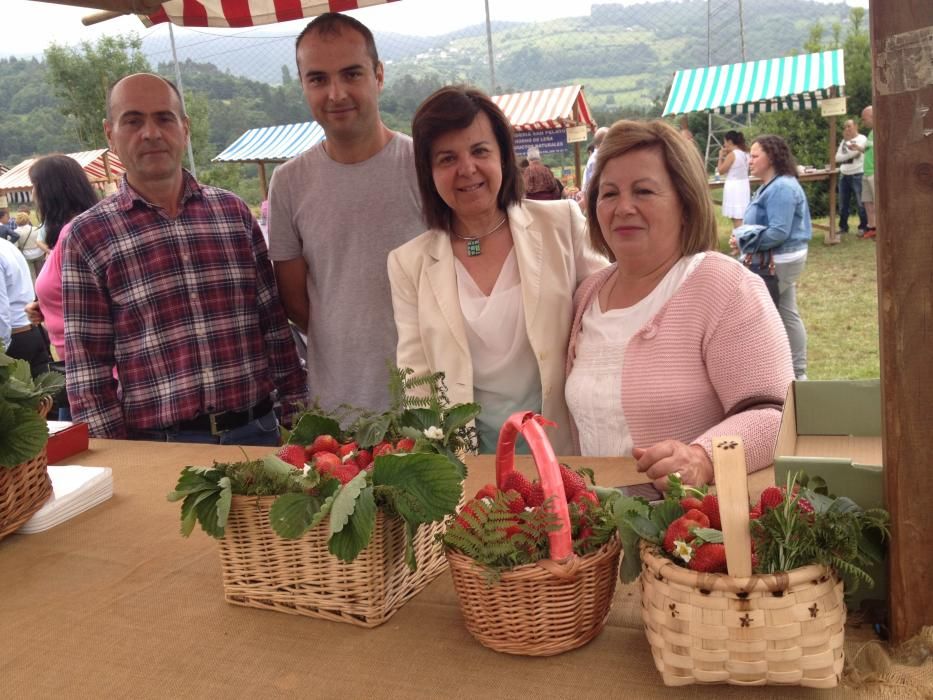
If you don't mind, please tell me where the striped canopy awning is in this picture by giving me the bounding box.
[663,49,845,116]
[143,0,399,28]
[492,86,596,132]
[213,122,326,163]
[0,149,125,193]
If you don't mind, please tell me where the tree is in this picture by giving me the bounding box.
[183,91,212,170]
[44,35,150,149]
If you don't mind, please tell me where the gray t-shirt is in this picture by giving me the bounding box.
[268,132,423,413]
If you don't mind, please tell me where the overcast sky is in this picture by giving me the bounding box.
[6,0,867,59]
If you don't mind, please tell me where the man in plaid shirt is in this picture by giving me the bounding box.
[62,73,307,444]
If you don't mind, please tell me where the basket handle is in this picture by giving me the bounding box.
[710,436,753,577]
[495,411,573,562]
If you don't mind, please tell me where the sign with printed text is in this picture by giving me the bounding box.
[513,128,569,156]
[821,96,847,117]
[566,125,588,143]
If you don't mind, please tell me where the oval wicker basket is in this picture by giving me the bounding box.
[639,436,845,688]
[0,396,53,541]
[446,411,621,656]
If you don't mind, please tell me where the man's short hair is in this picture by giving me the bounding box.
[295,12,380,71]
[105,74,185,122]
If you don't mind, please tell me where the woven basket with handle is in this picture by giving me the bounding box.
[446,411,621,656]
[0,396,53,541]
[217,494,448,628]
[639,436,845,687]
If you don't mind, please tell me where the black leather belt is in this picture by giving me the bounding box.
[176,396,274,435]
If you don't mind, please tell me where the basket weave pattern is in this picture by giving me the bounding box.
[0,397,53,541]
[217,494,448,628]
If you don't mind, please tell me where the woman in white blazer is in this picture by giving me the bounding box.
[388,86,605,454]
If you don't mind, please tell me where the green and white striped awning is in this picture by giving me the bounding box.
[663,49,845,116]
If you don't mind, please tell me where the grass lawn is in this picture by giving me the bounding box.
[716,217,880,380]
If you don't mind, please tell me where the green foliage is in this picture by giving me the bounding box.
[0,345,65,468]
[44,34,151,149]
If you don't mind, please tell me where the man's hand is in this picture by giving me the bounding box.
[633,440,714,491]
[273,257,310,331]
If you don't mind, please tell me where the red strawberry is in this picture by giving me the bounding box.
[572,490,599,509]
[502,471,533,505]
[796,497,814,514]
[749,506,762,520]
[663,515,700,553]
[576,526,593,542]
[455,499,483,531]
[394,437,416,453]
[355,449,372,470]
[474,483,498,500]
[503,489,526,514]
[688,543,727,573]
[309,434,339,455]
[337,441,358,459]
[526,482,546,508]
[758,486,785,513]
[680,496,704,512]
[700,494,722,530]
[313,452,341,477]
[332,463,360,485]
[276,445,306,469]
[558,464,586,500]
[683,508,710,529]
[372,441,393,458]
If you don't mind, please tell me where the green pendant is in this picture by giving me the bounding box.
[466,238,481,256]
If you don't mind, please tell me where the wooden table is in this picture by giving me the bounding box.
[2,439,875,699]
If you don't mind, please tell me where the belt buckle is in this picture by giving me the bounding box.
[208,413,225,437]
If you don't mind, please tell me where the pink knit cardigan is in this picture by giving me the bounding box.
[565,252,794,474]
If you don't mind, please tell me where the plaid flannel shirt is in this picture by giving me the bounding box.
[62,173,307,438]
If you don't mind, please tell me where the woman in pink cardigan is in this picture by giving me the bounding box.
[564,120,794,490]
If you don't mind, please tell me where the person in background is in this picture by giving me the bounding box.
[565,119,792,490]
[742,134,812,380]
[834,118,868,238]
[12,211,44,282]
[389,86,606,454]
[269,12,422,415]
[522,146,562,200]
[581,126,609,196]
[0,209,18,244]
[1,235,51,377]
[717,130,750,229]
[855,105,876,239]
[62,73,306,443]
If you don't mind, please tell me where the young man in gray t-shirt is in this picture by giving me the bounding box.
[269,13,423,413]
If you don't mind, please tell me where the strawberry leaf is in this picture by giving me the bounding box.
[269,492,324,539]
[328,470,368,535]
[288,413,342,446]
[354,413,392,449]
[372,453,462,522]
[328,486,376,562]
[693,527,724,544]
[441,402,481,436]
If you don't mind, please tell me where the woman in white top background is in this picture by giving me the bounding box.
[717,130,750,229]
[388,85,605,454]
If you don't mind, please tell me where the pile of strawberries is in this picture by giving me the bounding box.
[275,434,417,485]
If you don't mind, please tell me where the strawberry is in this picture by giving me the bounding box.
[332,463,360,485]
[474,483,498,500]
[526,482,546,508]
[758,486,785,513]
[663,515,700,553]
[313,451,341,477]
[688,543,727,573]
[503,489,526,514]
[796,497,814,514]
[680,496,704,512]
[337,441,358,459]
[394,437,416,453]
[682,508,710,529]
[502,471,533,505]
[276,445,306,469]
[355,449,372,470]
[558,464,586,500]
[572,490,599,510]
[700,494,722,530]
[455,499,482,531]
[372,441,393,458]
[749,506,762,520]
[576,526,593,542]
[308,434,339,456]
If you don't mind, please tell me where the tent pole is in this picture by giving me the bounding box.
[826,90,838,244]
[169,23,197,179]
[483,0,496,93]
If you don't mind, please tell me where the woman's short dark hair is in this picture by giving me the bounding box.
[586,119,718,261]
[724,130,747,151]
[752,134,798,179]
[29,154,99,249]
[412,85,523,233]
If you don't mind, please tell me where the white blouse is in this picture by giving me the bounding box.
[455,249,542,453]
[565,253,705,456]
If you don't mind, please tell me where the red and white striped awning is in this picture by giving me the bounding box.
[0,149,125,193]
[144,0,399,27]
[492,86,596,133]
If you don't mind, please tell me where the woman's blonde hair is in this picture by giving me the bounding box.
[14,212,31,227]
[586,119,718,261]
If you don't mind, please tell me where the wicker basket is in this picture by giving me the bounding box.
[217,494,448,627]
[0,397,53,541]
[446,411,621,656]
[639,436,846,688]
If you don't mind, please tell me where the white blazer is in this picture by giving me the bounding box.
[387,199,606,454]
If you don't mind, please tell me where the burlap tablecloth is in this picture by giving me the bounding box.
[2,440,918,699]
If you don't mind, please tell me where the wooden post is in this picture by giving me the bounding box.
[826,90,838,243]
[258,162,268,200]
[870,0,933,644]
[572,103,583,188]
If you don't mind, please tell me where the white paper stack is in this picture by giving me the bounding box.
[18,466,114,534]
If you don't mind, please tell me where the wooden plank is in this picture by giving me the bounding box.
[869,0,933,644]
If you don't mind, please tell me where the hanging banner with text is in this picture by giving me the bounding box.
[513,128,569,156]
